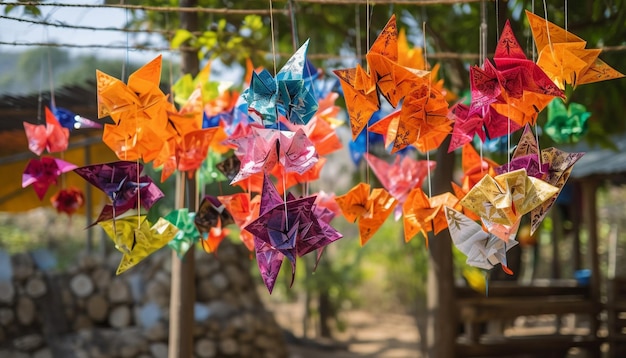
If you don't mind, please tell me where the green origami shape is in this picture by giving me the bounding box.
[164,208,200,258]
[545,99,591,144]
[197,151,228,189]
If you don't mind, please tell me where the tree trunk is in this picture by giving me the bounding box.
[426,137,457,358]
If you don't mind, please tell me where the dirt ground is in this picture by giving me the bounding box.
[286,310,421,358]
[265,300,422,358]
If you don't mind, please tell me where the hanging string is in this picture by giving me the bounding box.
[121,0,130,81]
[269,0,278,75]
[531,0,536,62]
[355,4,362,63]
[542,0,555,57]
[478,0,487,172]
[364,0,371,187]
[494,0,499,41]
[288,0,299,50]
[423,21,433,197]
[37,58,45,123]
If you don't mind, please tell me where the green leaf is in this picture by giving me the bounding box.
[243,15,263,31]
[170,29,194,49]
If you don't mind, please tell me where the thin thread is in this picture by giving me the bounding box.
[542,0,555,57]
[479,0,486,171]
[426,150,432,197]
[355,4,361,63]
[531,0,536,62]
[495,0,499,41]
[479,0,487,67]
[45,32,56,108]
[121,3,129,81]
[37,58,44,123]
[365,0,370,187]
[288,0,299,50]
[269,0,278,76]
[507,105,511,172]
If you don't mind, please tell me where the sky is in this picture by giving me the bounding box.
[0,0,169,61]
[0,0,244,81]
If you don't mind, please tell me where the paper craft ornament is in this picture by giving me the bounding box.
[23,106,70,156]
[335,182,397,246]
[496,126,584,233]
[194,195,234,253]
[22,157,77,200]
[73,161,164,225]
[245,175,342,293]
[243,40,318,126]
[526,10,624,89]
[51,187,85,216]
[459,168,559,227]
[545,99,590,143]
[164,208,200,258]
[228,126,318,184]
[445,207,518,274]
[218,193,260,251]
[97,55,170,161]
[365,153,435,219]
[99,215,179,274]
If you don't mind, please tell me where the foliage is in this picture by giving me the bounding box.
[3,0,42,17]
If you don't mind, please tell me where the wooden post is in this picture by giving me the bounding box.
[426,138,457,358]
[582,178,601,350]
[168,0,198,356]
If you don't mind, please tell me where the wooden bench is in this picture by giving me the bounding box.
[455,280,602,358]
[607,278,626,358]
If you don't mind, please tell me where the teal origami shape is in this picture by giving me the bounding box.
[545,99,590,144]
[164,208,200,258]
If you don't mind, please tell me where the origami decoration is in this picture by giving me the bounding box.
[369,84,452,153]
[445,207,519,274]
[335,182,397,246]
[73,161,164,225]
[497,126,584,233]
[526,10,624,89]
[164,208,200,258]
[243,40,318,126]
[545,99,590,143]
[528,146,583,234]
[219,192,260,251]
[171,61,214,106]
[23,106,70,156]
[99,215,179,274]
[402,188,459,244]
[52,107,102,130]
[50,187,85,216]
[197,151,229,188]
[194,195,234,253]
[97,55,170,161]
[448,102,522,152]
[364,153,435,219]
[22,157,77,200]
[253,238,284,294]
[469,21,565,127]
[228,127,318,184]
[245,175,342,292]
[334,15,437,144]
[460,143,499,188]
[459,168,559,227]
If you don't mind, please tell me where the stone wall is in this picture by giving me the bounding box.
[0,240,287,358]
